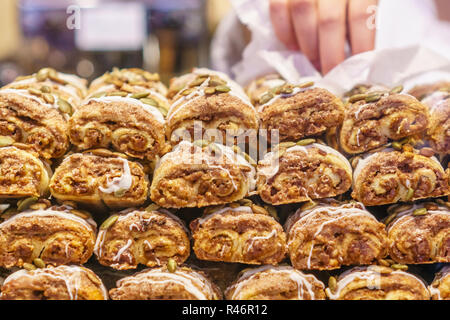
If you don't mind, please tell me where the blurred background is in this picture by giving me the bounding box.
[0,0,233,85]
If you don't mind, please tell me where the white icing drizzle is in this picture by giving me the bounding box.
[0,88,60,110]
[227,265,320,300]
[0,208,96,230]
[98,158,132,194]
[246,229,277,253]
[196,206,253,226]
[155,140,256,192]
[88,96,165,124]
[112,239,133,263]
[115,267,216,300]
[0,265,108,300]
[258,143,352,181]
[328,266,428,300]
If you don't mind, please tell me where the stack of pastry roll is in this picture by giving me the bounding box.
[256,80,345,143]
[0,265,107,300]
[225,265,326,300]
[0,203,96,269]
[150,140,256,208]
[257,140,352,205]
[166,68,258,145]
[109,265,222,300]
[339,85,430,155]
[190,199,286,264]
[94,204,190,270]
[429,266,450,300]
[351,147,449,206]
[0,144,50,199]
[285,200,388,270]
[326,265,431,300]
[49,149,149,210]
[384,201,449,264]
[0,67,87,159]
[69,68,169,161]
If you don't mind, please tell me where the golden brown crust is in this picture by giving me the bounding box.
[326,265,430,300]
[109,266,222,300]
[225,265,326,300]
[0,90,69,159]
[257,143,352,205]
[352,149,449,206]
[0,146,50,199]
[150,141,256,208]
[68,99,167,161]
[259,87,345,143]
[0,265,107,300]
[340,93,430,154]
[429,266,450,300]
[386,203,449,264]
[190,203,286,264]
[49,151,149,210]
[286,202,388,270]
[0,207,96,268]
[95,207,190,270]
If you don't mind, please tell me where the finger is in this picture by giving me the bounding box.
[348,0,378,55]
[269,0,299,50]
[317,0,347,74]
[289,0,320,69]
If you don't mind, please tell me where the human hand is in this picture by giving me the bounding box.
[269,0,378,74]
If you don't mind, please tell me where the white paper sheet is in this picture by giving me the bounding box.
[228,0,450,92]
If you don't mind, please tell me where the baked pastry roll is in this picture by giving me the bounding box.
[109,266,222,300]
[7,67,87,105]
[245,74,286,106]
[166,68,258,145]
[0,87,70,159]
[49,149,149,210]
[190,200,286,264]
[421,90,449,154]
[385,202,449,264]
[257,81,344,143]
[225,265,326,300]
[326,265,431,300]
[69,71,169,161]
[94,205,190,270]
[286,200,388,270]
[429,266,450,300]
[150,140,256,208]
[0,145,50,199]
[0,206,96,268]
[352,148,449,206]
[257,142,352,205]
[340,89,429,155]
[0,265,107,300]
[89,67,167,97]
